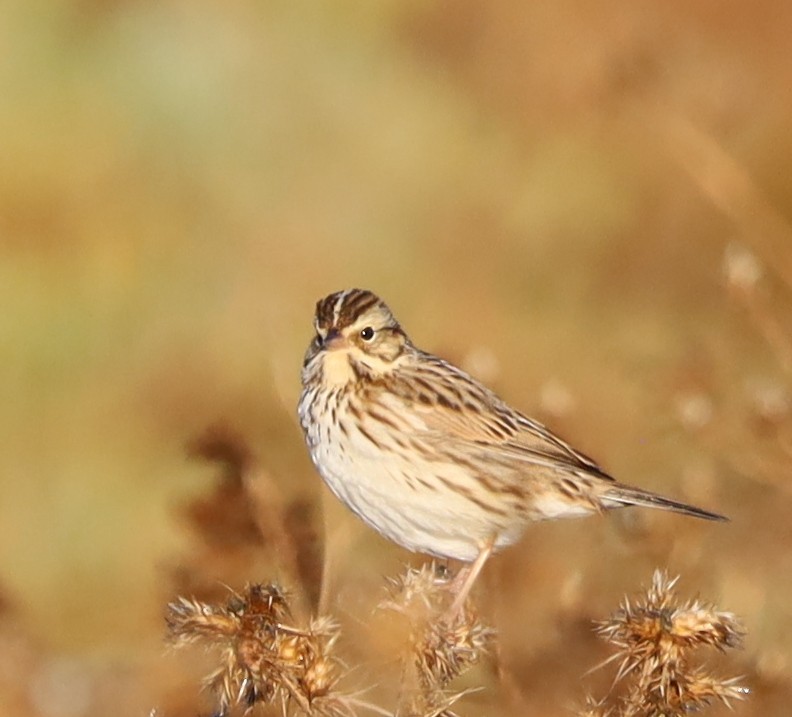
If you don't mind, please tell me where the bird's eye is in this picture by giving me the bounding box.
[360,327,375,341]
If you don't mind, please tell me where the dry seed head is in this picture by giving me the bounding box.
[684,670,750,708]
[278,634,304,664]
[382,563,493,687]
[166,596,240,644]
[382,562,454,615]
[416,608,492,689]
[587,570,748,717]
[669,603,744,649]
[302,655,336,699]
[243,582,291,621]
[166,583,345,716]
[597,572,745,653]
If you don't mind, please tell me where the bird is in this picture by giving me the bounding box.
[298,289,726,609]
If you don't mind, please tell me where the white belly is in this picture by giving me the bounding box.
[299,387,521,562]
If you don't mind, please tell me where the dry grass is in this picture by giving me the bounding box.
[165,562,496,717]
[163,433,748,716]
[165,507,749,717]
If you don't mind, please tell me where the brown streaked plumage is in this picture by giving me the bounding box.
[298,289,726,604]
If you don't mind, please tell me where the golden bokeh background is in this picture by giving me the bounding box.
[2,1,791,714]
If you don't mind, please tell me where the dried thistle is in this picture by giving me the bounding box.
[586,570,748,717]
[381,563,493,716]
[167,583,350,716]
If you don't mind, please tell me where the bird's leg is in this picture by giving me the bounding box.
[448,537,495,615]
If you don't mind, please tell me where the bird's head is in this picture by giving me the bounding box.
[304,289,409,384]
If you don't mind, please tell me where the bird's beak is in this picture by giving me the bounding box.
[324,329,348,351]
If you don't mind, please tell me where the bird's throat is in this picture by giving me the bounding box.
[320,350,358,388]
[320,348,396,387]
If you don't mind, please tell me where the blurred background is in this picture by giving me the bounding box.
[1,0,791,714]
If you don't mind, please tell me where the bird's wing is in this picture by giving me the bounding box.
[423,399,609,476]
[383,356,613,479]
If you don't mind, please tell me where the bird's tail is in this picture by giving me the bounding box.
[602,484,728,522]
